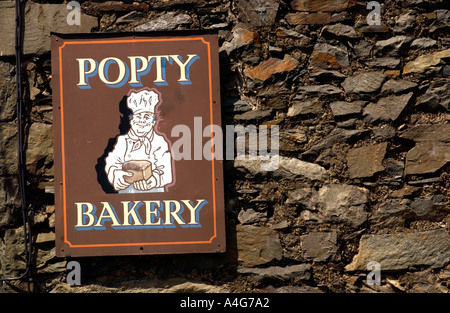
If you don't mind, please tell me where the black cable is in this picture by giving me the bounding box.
[0,0,32,292]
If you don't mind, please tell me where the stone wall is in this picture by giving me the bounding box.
[0,0,449,293]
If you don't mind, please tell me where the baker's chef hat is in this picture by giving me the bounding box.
[127,89,160,114]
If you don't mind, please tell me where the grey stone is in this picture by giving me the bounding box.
[221,96,252,113]
[404,141,450,175]
[234,156,328,181]
[235,0,280,27]
[381,79,418,95]
[300,184,369,228]
[400,124,450,142]
[411,38,438,50]
[238,209,267,225]
[276,157,328,181]
[0,177,20,227]
[363,92,413,122]
[0,227,27,278]
[353,40,373,58]
[286,187,314,207]
[0,61,16,121]
[309,70,347,82]
[369,199,414,228]
[219,28,256,56]
[373,126,396,140]
[363,57,401,69]
[403,49,450,75]
[375,36,413,56]
[384,158,405,178]
[346,229,450,271]
[415,80,449,111]
[116,11,147,25]
[234,109,272,121]
[238,264,311,281]
[302,128,370,157]
[135,12,192,31]
[393,13,416,33]
[297,84,343,96]
[310,43,350,69]
[330,101,363,117]
[322,23,358,38]
[0,123,18,176]
[347,142,388,179]
[236,224,283,267]
[410,195,447,219]
[300,232,338,262]
[342,72,387,94]
[287,99,324,116]
[430,9,450,33]
[0,2,98,56]
[280,129,307,151]
[26,123,54,177]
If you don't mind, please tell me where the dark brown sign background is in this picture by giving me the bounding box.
[51,31,225,257]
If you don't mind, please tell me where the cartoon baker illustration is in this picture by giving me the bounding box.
[105,88,173,193]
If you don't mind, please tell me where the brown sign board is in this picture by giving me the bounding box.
[51,31,226,257]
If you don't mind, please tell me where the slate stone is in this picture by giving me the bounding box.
[342,72,387,94]
[302,128,370,157]
[363,57,401,69]
[410,38,438,50]
[297,84,343,96]
[290,0,355,12]
[369,199,415,228]
[287,99,324,116]
[0,2,98,56]
[234,156,328,181]
[299,184,369,228]
[347,142,388,179]
[309,70,347,82]
[363,92,413,122]
[310,43,350,69]
[238,209,267,225]
[404,141,450,175]
[322,23,358,38]
[238,264,311,281]
[244,55,299,82]
[0,61,16,121]
[346,229,450,271]
[300,232,338,262]
[393,13,416,33]
[219,28,257,56]
[330,101,363,117]
[235,0,279,27]
[276,157,328,181]
[286,12,333,25]
[381,79,418,95]
[135,12,192,31]
[236,224,283,267]
[415,80,449,111]
[375,36,413,56]
[403,49,450,75]
[400,124,450,142]
[234,109,272,121]
[353,40,373,58]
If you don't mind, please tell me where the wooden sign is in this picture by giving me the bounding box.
[51,31,225,257]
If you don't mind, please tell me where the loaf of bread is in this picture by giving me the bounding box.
[122,160,152,183]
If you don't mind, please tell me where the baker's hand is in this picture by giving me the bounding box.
[134,176,157,191]
[113,170,133,191]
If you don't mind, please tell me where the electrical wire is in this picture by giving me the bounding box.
[0,0,33,292]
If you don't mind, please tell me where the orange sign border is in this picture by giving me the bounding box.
[57,37,219,250]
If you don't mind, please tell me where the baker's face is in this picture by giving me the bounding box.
[130,112,155,136]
